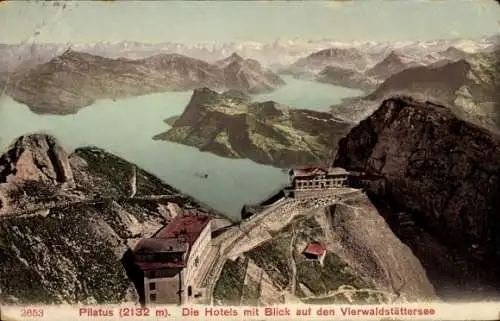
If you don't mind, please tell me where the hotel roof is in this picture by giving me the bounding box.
[153,214,211,247]
[290,166,348,177]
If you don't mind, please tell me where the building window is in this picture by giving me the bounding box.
[149,271,155,278]
[150,293,157,302]
[188,286,192,297]
[195,257,200,266]
[149,282,156,291]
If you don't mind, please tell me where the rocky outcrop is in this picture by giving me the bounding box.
[0,134,225,304]
[0,135,75,188]
[4,50,285,114]
[153,88,352,168]
[214,192,436,305]
[334,96,500,299]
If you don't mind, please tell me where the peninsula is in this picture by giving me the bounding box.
[153,87,352,168]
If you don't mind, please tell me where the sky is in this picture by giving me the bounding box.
[0,0,499,44]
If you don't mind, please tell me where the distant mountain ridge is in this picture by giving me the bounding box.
[288,47,372,73]
[215,53,286,93]
[331,48,500,132]
[366,59,471,103]
[3,50,285,114]
[316,66,377,91]
[365,51,423,80]
[285,43,483,93]
[0,35,496,73]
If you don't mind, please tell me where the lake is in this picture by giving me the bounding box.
[0,76,363,220]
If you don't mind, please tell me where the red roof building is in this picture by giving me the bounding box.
[304,242,327,257]
[153,214,211,247]
[133,214,211,270]
[132,212,213,305]
[304,242,327,266]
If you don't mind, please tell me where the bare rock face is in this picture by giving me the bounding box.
[334,96,500,298]
[325,198,436,301]
[0,134,75,188]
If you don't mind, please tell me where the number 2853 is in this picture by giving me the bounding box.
[21,308,44,317]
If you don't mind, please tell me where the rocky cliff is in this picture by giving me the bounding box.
[5,50,285,114]
[153,88,352,168]
[213,191,437,305]
[0,134,227,304]
[334,96,500,300]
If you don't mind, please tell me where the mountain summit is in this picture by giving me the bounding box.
[365,51,421,80]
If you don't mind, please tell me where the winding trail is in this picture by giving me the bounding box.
[300,286,402,303]
[0,194,187,221]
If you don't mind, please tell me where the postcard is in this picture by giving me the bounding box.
[0,0,500,320]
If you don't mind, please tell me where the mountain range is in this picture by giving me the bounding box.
[330,48,500,133]
[290,44,479,93]
[2,50,285,114]
[0,35,497,73]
